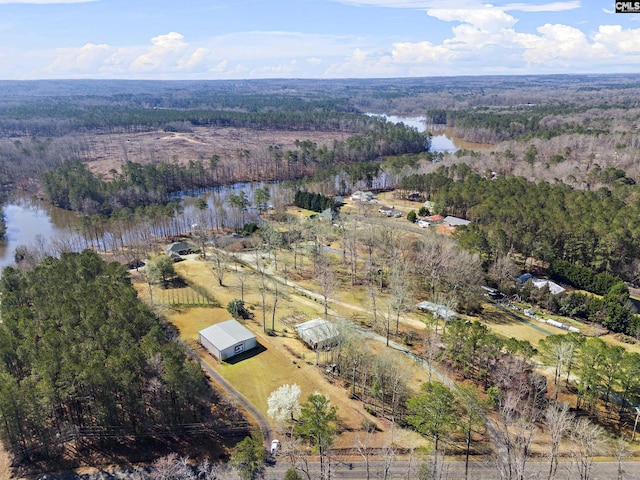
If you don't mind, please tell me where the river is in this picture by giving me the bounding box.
[0,116,490,269]
[0,183,279,269]
[380,114,492,152]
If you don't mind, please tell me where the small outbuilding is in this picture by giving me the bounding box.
[296,318,340,350]
[165,241,197,256]
[199,319,257,361]
[443,216,471,227]
[416,301,457,319]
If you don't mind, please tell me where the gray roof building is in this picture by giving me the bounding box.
[443,216,471,227]
[165,241,197,256]
[199,319,257,361]
[416,301,457,319]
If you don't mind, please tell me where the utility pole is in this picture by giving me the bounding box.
[632,406,640,441]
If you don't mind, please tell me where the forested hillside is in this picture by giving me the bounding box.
[0,250,216,459]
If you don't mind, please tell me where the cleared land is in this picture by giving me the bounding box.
[78,127,345,177]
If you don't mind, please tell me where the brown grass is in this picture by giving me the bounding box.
[79,127,345,177]
[132,251,430,450]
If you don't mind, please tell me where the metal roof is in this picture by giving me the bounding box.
[296,318,339,346]
[443,216,471,227]
[199,319,256,351]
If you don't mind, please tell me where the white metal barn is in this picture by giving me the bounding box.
[199,319,257,361]
[296,318,340,350]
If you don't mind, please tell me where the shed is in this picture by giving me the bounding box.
[531,278,566,295]
[199,319,257,361]
[296,318,340,350]
[416,301,457,319]
[443,216,471,227]
[165,241,197,256]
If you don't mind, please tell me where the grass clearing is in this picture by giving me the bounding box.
[479,302,566,345]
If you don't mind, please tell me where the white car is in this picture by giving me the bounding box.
[270,439,280,455]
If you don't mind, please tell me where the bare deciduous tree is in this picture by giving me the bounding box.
[570,417,608,480]
[544,402,574,480]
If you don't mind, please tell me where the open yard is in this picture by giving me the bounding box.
[132,252,428,451]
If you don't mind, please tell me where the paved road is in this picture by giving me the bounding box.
[262,458,640,480]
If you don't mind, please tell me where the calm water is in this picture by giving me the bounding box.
[380,114,491,153]
[0,183,277,269]
[0,194,77,268]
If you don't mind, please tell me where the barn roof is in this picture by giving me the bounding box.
[296,318,339,347]
[443,216,471,227]
[199,319,256,351]
[416,301,457,318]
[165,241,196,254]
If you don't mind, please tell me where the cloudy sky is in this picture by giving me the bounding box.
[0,0,638,79]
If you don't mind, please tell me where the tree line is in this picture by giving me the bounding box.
[399,165,640,279]
[0,250,217,459]
[293,190,336,213]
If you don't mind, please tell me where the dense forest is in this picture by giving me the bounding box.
[0,251,216,459]
[399,165,640,276]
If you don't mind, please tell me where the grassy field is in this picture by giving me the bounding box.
[131,251,429,450]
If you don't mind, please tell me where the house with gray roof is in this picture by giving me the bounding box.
[443,216,471,227]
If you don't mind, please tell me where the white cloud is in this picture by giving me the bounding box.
[501,2,580,12]
[331,0,479,7]
[307,57,322,65]
[331,0,580,11]
[593,24,640,53]
[323,2,640,76]
[520,23,590,64]
[46,42,116,75]
[428,7,518,29]
[178,47,209,70]
[131,32,189,72]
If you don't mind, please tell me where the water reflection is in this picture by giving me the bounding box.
[0,194,77,268]
[0,183,282,269]
[379,114,492,153]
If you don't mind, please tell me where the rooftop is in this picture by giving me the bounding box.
[199,319,256,351]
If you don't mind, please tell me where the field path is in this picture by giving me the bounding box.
[195,355,274,449]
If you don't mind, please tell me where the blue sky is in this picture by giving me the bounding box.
[0,0,638,79]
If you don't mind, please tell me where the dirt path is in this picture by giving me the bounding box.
[196,355,274,450]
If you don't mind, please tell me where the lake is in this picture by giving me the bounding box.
[0,183,278,269]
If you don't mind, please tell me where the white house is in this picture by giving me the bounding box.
[296,318,340,350]
[199,319,257,361]
[350,191,375,202]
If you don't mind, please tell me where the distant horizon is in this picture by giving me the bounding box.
[0,1,639,80]
[2,71,640,83]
